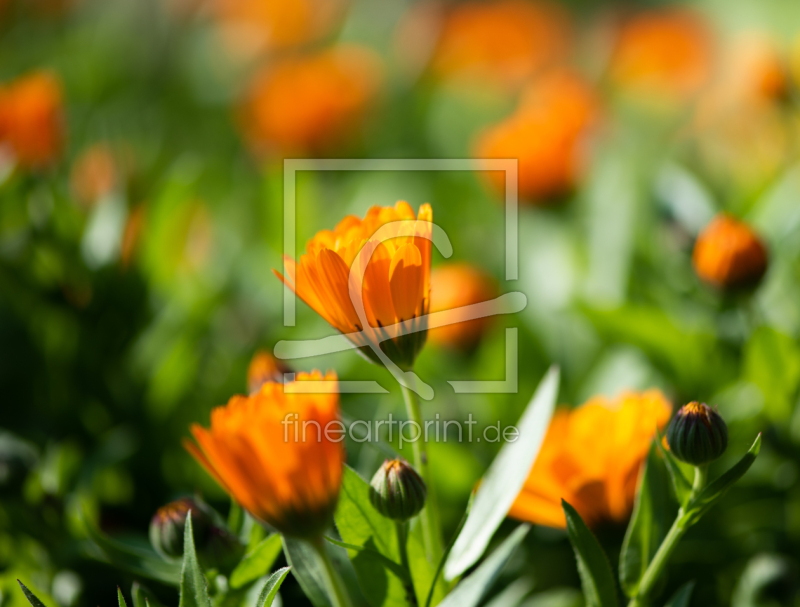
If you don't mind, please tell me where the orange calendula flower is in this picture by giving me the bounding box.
[693,215,768,289]
[0,71,64,168]
[247,349,292,393]
[275,202,432,369]
[509,390,672,529]
[609,9,713,102]
[238,45,382,157]
[428,0,571,91]
[475,69,599,202]
[185,371,343,539]
[428,263,497,349]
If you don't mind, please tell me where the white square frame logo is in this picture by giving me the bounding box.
[277,159,522,397]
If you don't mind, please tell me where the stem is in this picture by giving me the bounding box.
[311,537,354,607]
[400,382,443,564]
[396,521,418,606]
[627,466,707,607]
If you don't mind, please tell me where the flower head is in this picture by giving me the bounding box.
[0,71,64,168]
[666,402,728,466]
[692,214,768,289]
[185,371,344,539]
[369,459,427,521]
[275,202,433,369]
[475,69,598,202]
[247,350,292,393]
[509,390,672,528]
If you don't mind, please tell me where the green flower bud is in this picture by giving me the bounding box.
[666,402,728,466]
[369,459,427,522]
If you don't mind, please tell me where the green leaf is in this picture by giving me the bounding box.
[282,537,331,607]
[255,567,292,607]
[562,501,619,607]
[680,434,762,527]
[333,466,408,607]
[118,587,128,607]
[325,537,409,583]
[437,525,530,607]
[743,326,800,421]
[408,516,448,607]
[619,443,673,597]
[229,534,283,589]
[131,583,166,607]
[179,513,212,607]
[655,429,692,506]
[17,581,48,607]
[664,581,695,607]
[445,367,559,580]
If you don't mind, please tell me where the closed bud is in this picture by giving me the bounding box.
[667,402,728,466]
[369,459,427,521]
[692,215,768,289]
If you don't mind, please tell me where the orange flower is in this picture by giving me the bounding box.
[428,263,497,349]
[509,390,672,529]
[609,9,713,102]
[185,371,344,538]
[275,202,432,369]
[428,0,571,91]
[238,45,382,157]
[475,69,599,202]
[247,349,292,393]
[0,71,64,168]
[693,215,768,289]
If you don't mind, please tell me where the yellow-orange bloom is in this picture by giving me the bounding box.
[275,202,432,369]
[247,349,292,393]
[186,371,343,538]
[475,69,599,202]
[238,45,382,157]
[428,0,571,91]
[509,390,672,529]
[428,263,497,349]
[693,215,768,289]
[609,9,713,102]
[0,71,64,168]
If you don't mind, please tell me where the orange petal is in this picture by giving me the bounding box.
[389,243,424,322]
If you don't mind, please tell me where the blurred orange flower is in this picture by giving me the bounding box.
[275,202,432,369]
[186,370,344,538]
[693,215,768,289]
[70,144,118,209]
[428,0,571,91]
[0,71,64,169]
[509,390,672,529]
[247,349,292,393]
[609,9,713,102]
[475,69,599,202]
[238,45,382,157]
[428,263,497,349]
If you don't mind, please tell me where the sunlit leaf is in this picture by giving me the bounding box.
[118,587,128,607]
[17,581,48,607]
[255,567,291,607]
[282,537,331,607]
[179,513,212,607]
[229,534,283,589]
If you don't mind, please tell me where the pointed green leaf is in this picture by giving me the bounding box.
[282,537,331,607]
[230,534,283,589]
[17,581,48,607]
[655,429,692,506]
[256,567,292,607]
[179,513,212,607]
[118,587,128,607]
[437,525,530,607]
[562,501,619,607]
[664,581,695,607]
[446,367,559,579]
[619,443,673,597]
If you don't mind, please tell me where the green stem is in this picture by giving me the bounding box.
[311,537,354,607]
[627,466,707,607]
[400,382,443,564]
[396,521,418,606]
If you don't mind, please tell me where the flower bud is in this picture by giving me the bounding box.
[692,215,768,289]
[247,350,292,394]
[369,459,427,522]
[666,402,728,465]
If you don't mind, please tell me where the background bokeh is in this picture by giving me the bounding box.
[3,0,800,605]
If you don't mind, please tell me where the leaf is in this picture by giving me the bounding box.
[664,581,695,607]
[680,434,761,527]
[562,501,619,607]
[131,583,166,607]
[619,443,673,598]
[333,466,408,607]
[325,537,409,583]
[255,567,292,607]
[282,537,331,607]
[655,429,692,506]
[118,587,129,607]
[17,581,48,607]
[179,513,212,607]
[229,534,283,589]
[445,367,559,580]
[408,516,448,607]
[437,525,530,607]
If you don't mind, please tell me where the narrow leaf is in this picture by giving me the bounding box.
[664,581,695,607]
[445,367,559,579]
[282,537,332,607]
[562,501,619,607]
[179,513,212,607]
[655,429,692,506]
[17,581,48,607]
[437,525,530,607]
[118,587,129,607]
[325,537,409,582]
[619,443,673,597]
[131,583,166,607]
[256,567,292,607]
[230,534,283,589]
